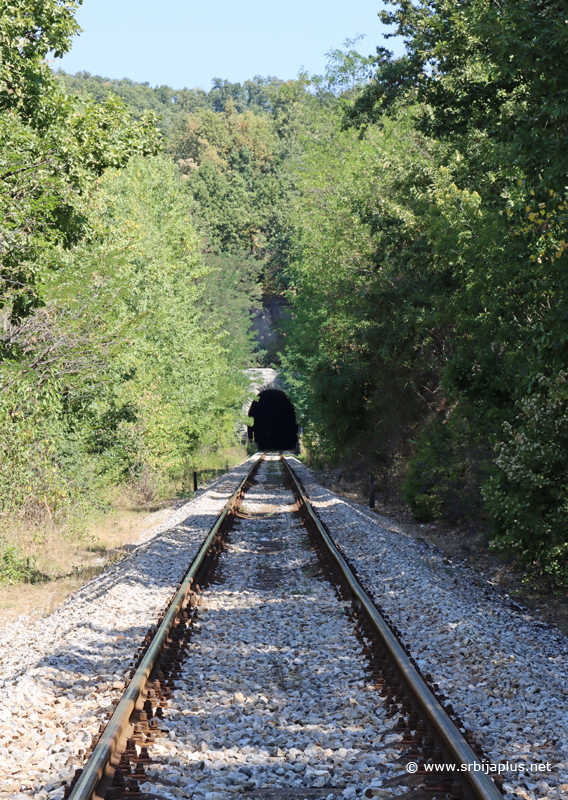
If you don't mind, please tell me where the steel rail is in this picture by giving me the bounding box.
[69,454,263,800]
[282,455,503,800]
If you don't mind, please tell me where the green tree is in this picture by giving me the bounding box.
[346,0,568,188]
[0,156,250,521]
[284,3,568,582]
[0,0,82,120]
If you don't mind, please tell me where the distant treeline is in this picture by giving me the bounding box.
[55,71,287,132]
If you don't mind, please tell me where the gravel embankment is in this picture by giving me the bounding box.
[0,459,255,800]
[2,452,566,800]
[140,456,403,799]
[286,456,568,800]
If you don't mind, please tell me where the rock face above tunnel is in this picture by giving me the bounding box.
[251,297,289,363]
[246,368,285,395]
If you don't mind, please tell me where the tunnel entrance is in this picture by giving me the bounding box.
[247,389,298,451]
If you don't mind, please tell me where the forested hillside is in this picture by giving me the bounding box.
[283,0,568,586]
[0,1,265,579]
[55,70,286,132]
[2,1,568,588]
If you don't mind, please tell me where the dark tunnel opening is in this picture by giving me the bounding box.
[247,389,298,451]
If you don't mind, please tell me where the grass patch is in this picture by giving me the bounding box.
[0,445,249,627]
[0,539,46,584]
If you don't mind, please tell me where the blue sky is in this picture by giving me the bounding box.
[55,0,404,90]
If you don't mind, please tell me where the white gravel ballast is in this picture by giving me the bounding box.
[286,456,568,800]
[1,452,566,800]
[0,461,254,800]
[138,455,405,800]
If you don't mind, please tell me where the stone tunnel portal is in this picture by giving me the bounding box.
[247,389,298,451]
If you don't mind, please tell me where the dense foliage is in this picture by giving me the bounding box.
[0,2,256,572]
[281,1,568,584]
[56,71,287,134]
[2,2,567,586]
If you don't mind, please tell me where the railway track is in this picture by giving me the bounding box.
[64,453,504,800]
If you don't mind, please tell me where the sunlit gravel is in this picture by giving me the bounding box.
[287,456,568,800]
[1,452,566,800]
[0,461,254,800]
[141,455,403,799]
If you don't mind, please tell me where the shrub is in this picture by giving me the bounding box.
[0,539,42,584]
[403,408,489,523]
[483,373,568,586]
